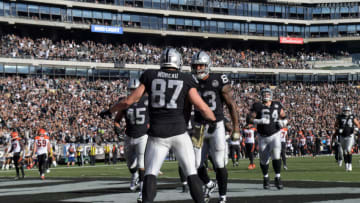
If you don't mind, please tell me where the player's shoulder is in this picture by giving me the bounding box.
[210,73,229,86]
[35,136,40,140]
[272,101,283,108]
[252,102,263,110]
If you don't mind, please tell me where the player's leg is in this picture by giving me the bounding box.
[281,142,287,170]
[172,132,204,203]
[143,136,170,203]
[135,135,148,202]
[125,137,139,192]
[13,153,20,179]
[208,122,227,202]
[258,135,272,189]
[270,132,283,189]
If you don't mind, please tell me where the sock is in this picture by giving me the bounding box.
[260,163,269,176]
[129,167,138,174]
[143,175,157,203]
[216,168,228,196]
[187,175,204,203]
[178,166,187,183]
[272,159,281,174]
[198,166,210,185]
[275,173,281,178]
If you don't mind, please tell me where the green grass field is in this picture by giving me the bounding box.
[1,155,359,182]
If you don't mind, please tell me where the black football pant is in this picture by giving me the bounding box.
[37,154,47,175]
[245,143,255,164]
[229,145,240,164]
[90,155,96,165]
[13,153,24,177]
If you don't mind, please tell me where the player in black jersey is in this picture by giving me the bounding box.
[249,88,287,190]
[114,78,149,203]
[101,48,216,203]
[191,51,240,203]
[335,106,360,172]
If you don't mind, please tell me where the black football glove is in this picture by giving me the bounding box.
[207,121,217,134]
[114,125,122,136]
[99,109,112,119]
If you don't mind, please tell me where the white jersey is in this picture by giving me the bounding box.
[280,128,288,143]
[244,128,256,144]
[10,139,22,153]
[34,136,49,155]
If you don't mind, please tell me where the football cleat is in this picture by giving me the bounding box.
[218,196,227,203]
[283,165,288,170]
[252,163,256,169]
[41,174,45,180]
[182,184,189,193]
[137,192,142,203]
[130,178,139,192]
[263,177,270,189]
[348,164,352,172]
[338,160,343,167]
[14,176,20,180]
[46,169,50,173]
[204,181,216,203]
[274,177,284,190]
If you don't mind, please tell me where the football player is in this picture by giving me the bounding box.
[101,48,216,203]
[32,129,51,180]
[335,106,360,172]
[249,88,287,190]
[114,78,149,203]
[244,124,256,170]
[9,132,25,179]
[280,127,288,170]
[191,51,240,203]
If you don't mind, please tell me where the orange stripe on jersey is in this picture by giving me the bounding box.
[251,128,257,131]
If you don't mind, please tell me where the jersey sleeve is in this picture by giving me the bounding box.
[139,70,151,92]
[220,74,230,87]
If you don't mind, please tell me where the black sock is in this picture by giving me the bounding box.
[197,166,210,184]
[15,166,19,176]
[20,165,24,176]
[272,159,281,174]
[139,170,145,182]
[260,163,269,176]
[187,175,204,203]
[216,167,228,196]
[349,154,352,164]
[143,175,157,203]
[129,167,137,174]
[178,166,186,183]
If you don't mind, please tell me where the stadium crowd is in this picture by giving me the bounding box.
[0,34,350,69]
[0,75,359,150]
[0,76,129,145]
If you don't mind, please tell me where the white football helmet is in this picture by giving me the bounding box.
[160,48,182,71]
[342,106,351,116]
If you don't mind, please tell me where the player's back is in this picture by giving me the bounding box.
[140,69,197,137]
[35,136,49,155]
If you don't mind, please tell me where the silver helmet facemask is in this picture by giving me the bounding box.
[342,106,351,117]
[191,51,211,80]
[261,88,273,102]
[160,48,182,71]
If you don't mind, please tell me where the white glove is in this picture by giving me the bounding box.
[278,119,288,128]
[254,118,270,125]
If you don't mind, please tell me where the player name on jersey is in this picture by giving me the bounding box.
[157,72,179,79]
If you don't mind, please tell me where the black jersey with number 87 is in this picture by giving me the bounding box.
[140,69,197,138]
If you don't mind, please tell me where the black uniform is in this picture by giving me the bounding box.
[251,101,284,136]
[337,114,355,137]
[140,69,197,137]
[140,69,204,203]
[124,95,149,138]
[194,73,229,123]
